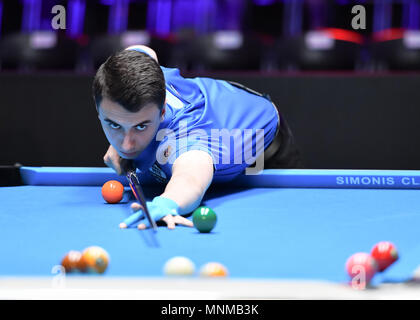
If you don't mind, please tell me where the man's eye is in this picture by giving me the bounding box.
[136,125,147,131]
[109,123,121,129]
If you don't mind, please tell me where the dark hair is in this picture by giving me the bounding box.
[93,50,166,112]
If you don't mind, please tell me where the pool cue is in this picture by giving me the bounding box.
[123,160,158,231]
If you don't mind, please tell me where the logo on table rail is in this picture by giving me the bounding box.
[336,176,420,187]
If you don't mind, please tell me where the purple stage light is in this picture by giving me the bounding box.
[67,0,86,38]
[336,0,369,4]
[373,0,392,32]
[214,0,245,31]
[403,0,420,30]
[22,0,42,32]
[307,0,328,30]
[108,0,130,34]
[0,1,3,36]
[305,30,334,50]
[29,31,57,49]
[194,0,217,33]
[403,30,420,49]
[171,0,195,32]
[147,0,172,35]
[147,0,246,35]
[213,31,243,49]
[100,0,115,5]
[253,0,277,5]
[283,0,303,36]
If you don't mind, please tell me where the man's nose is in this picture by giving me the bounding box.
[121,132,136,151]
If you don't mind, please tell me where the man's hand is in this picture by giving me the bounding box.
[118,150,214,231]
[103,145,129,175]
[131,202,193,230]
[119,197,194,230]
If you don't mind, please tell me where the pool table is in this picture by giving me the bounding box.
[1,166,420,299]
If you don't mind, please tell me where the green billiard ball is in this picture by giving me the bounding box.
[192,206,217,233]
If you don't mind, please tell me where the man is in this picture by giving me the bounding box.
[93,45,303,230]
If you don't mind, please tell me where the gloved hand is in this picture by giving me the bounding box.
[119,196,192,230]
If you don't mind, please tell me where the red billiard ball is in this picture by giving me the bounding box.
[82,246,110,274]
[345,252,378,285]
[102,180,124,204]
[370,241,398,272]
[61,250,87,273]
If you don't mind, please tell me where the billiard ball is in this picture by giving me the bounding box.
[370,241,398,272]
[163,256,195,276]
[192,206,217,233]
[82,246,110,274]
[102,180,124,204]
[199,262,228,277]
[412,265,420,281]
[345,252,378,285]
[61,250,87,273]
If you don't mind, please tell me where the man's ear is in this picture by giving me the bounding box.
[160,102,166,120]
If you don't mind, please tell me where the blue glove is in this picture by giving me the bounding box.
[122,196,180,228]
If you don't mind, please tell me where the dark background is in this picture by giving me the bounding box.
[1,72,419,169]
[0,0,420,170]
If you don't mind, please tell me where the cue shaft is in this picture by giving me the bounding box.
[123,160,158,231]
[130,180,158,231]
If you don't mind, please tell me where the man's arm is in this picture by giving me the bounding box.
[162,150,214,214]
[133,150,214,229]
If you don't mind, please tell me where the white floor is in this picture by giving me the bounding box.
[1,277,420,300]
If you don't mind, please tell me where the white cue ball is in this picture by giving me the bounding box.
[163,256,196,276]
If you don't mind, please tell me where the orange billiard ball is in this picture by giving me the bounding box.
[82,246,110,274]
[199,262,228,277]
[102,180,124,204]
[61,250,87,273]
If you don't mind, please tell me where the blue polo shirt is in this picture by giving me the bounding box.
[132,63,279,183]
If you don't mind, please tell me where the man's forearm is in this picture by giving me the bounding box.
[160,173,208,215]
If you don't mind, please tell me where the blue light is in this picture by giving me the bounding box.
[403,0,420,30]
[194,0,217,33]
[253,0,276,5]
[147,0,172,36]
[373,0,392,32]
[108,0,130,34]
[283,0,303,36]
[100,0,115,5]
[67,0,86,37]
[22,0,42,32]
[171,0,195,32]
[0,1,3,36]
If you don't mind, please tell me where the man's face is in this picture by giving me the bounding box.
[98,97,165,159]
